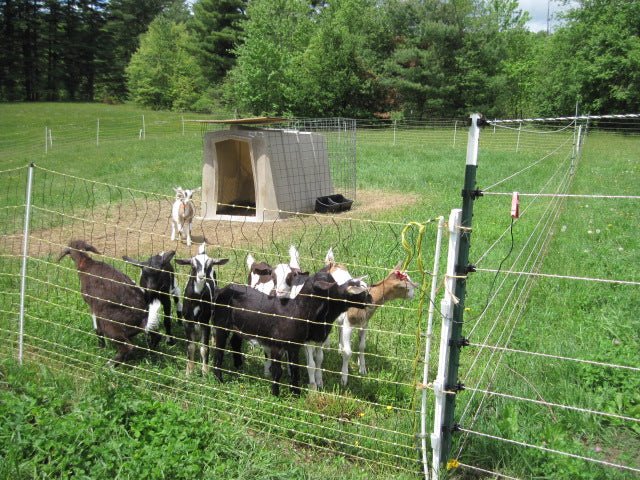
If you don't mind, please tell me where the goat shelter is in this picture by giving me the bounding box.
[197,118,356,221]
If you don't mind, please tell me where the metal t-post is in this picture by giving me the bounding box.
[439,113,483,466]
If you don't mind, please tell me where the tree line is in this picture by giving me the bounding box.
[1,0,638,118]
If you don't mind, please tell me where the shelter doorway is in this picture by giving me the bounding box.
[214,139,256,216]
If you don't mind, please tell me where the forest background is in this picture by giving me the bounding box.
[0,0,638,119]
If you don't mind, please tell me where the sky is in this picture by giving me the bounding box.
[520,0,577,32]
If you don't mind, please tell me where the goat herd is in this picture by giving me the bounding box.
[56,189,418,396]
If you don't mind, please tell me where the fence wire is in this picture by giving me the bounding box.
[0,164,441,475]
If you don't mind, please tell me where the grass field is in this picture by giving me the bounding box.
[1,103,638,479]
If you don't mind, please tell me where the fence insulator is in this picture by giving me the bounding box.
[511,192,520,219]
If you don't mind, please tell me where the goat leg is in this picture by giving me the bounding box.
[357,328,367,375]
[200,324,211,375]
[288,346,301,396]
[230,333,244,369]
[108,338,135,367]
[92,314,106,348]
[269,349,283,396]
[147,331,161,350]
[161,297,176,345]
[213,329,227,382]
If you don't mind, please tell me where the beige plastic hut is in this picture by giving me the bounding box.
[199,118,334,221]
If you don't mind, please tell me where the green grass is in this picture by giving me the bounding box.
[1,103,639,479]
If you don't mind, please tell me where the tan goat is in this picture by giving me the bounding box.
[338,262,418,386]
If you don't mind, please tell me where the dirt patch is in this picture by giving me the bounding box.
[3,189,420,262]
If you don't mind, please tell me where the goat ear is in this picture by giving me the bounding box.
[324,247,335,265]
[393,261,403,271]
[122,256,146,268]
[56,248,71,262]
[161,250,176,264]
[212,258,229,266]
[175,258,191,266]
[82,243,100,254]
[312,279,335,292]
[346,284,368,295]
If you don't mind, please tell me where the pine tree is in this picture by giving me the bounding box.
[190,0,246,85]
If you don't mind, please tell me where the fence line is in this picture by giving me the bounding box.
[476,268,640,286]
[2,114,638,478]
[0,163,442,476]
[458,427,640,474]
[439,116,640,478]
[483,192,640,200]
[467,343,640,372]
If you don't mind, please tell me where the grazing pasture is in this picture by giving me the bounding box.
[0,103,638,479]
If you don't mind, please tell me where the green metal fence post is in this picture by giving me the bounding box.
[439,113,484,467]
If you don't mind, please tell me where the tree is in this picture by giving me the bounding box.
[126,15,204,110]
[380,0,470,119]
[0,0,27,100]
[530,0,640,115]
[294,0,388,117]
[224,0,313,114]
[458,0,533,117]
[97,0,176,101]
[190,0,246,85]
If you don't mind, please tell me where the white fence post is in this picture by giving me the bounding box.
[393,120,397,146]
[516,121,522,153]
[420,215,446,480]
[18,163,35,364]
[453,121,458,148]
[431,208,462,479]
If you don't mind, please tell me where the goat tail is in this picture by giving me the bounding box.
[145,299,163,333]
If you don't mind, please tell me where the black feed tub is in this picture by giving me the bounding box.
[315,194,353,213]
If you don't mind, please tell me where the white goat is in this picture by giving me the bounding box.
[171,187,199,246]
[338,263,418,386]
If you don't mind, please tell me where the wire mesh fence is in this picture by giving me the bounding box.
[445,115,640,479]
[1,113,638,478]
[0,163,442,475]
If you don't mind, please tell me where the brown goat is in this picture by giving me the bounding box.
[58,240,162,365]
[338,262,418,385]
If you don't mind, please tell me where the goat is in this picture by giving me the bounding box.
[246,256,277,294]
[212,271,371,396]
[123,250,182,346]
[245,245,309,376]
[58,240,162,365]
[175,243,228,375]
[171,186,199,246]
[301,247,368,390]
[339,263,418,386]
[246,245,307,297]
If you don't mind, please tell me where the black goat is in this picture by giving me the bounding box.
[58,240,163,365]
[175,243,228,375]
[123,250,182,345]
[212,271,371,396]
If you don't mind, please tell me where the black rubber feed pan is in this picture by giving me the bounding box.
[315,194,353,213]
